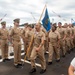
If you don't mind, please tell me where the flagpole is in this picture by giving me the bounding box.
[38,4,47,22]
[52,11,66,21]
[52,18,54,24]
[22,35,34,65]
[0,14,7,22]
[71,18,72,24]
[30,12,37,22]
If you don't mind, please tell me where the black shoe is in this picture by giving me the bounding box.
[62,55,65,58]
[18,63,23,66]
[2,59,6,62]
[71,48,74,51]
[68,50,71,54]
[48,62,52,65]
[44,52,48,55]
[29,68,36,73]
[27,59,30,62]
[56,59,60,62]
[5,58,10,61]
[24,53,26,56]
[40,69,46,74]
[14,64,19,68]
[10,53,14,56]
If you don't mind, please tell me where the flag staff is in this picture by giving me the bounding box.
[52,18,54,24]
[0,14,7,22]
[38,4,47,22]
[71,18,75,23]
[30,12,37,22]
[52,11,66,21]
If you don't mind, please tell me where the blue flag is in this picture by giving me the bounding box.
[71,18,75,26]
[72,22,75,26]
[42,8,51,32]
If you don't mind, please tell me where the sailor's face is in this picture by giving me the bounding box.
[2,24,6,28]
[69,24,72,27]
[35,24,40,29]
[14,22,19,26]
[52,26,56,32]
[28,26,32,30]
[58,23,61,27]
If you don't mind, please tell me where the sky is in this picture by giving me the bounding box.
[0,0,75,27]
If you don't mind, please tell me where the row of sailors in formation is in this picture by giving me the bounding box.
[0,18,75,74]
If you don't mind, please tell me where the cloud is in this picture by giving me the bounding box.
[0,0,75,27]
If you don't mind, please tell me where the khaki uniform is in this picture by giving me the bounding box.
[57,27,66,56]
[10,26,21,65]
[21,28,26,53]
[25,30,33,60]
[0,28,9,59]
[73,26,75,47]
[42,28,49,53]
[65,27,72,52]
[30,31,46,70]
[22,28,29,53]
[70,27,74,49]
[48,30,60,62]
